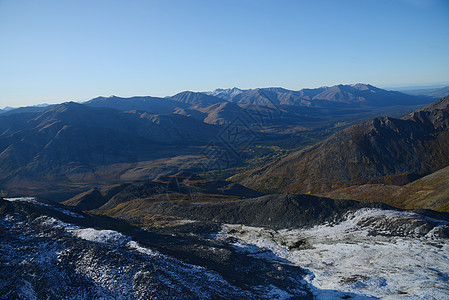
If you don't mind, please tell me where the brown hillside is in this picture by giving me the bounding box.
[237,96,449,194]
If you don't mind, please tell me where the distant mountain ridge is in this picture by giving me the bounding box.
[85,83,429,112]
[400,86,449,99]
[0,84,432,118]
[205,83,430,107]
[81,84,431,127]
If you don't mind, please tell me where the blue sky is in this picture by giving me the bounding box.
[1,0,448,108]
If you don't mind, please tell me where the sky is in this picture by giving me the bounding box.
[1,0,449,108]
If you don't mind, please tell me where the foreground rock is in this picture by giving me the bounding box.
[0,198,314,299]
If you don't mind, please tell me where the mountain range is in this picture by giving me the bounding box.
[2,83,433,118]
[82,84,433,127]
[0,83,445,201]
[206,83,429,107]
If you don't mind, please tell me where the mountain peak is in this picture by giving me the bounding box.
[168,91,222,105]
[89,95,122,103]
[50,101,84,112]
[205,87,244,99]
[350,83,375,90]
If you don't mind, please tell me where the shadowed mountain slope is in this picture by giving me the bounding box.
[85,95,182,114]
[61,183,132,211]
[138,193,449,231]
[0,103,220,197]
[63,172,264,212]
[85,93,275,126]
[236,95,449,194]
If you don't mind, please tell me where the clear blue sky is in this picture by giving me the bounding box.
[1,0,448,108]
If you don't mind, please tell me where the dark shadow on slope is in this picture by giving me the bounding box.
[144,193,399,230]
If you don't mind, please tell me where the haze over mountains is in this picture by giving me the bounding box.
[398,85,449,99]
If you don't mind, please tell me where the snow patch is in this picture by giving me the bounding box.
[71,228,130,245]
[39,216,77,230]
[37,215,130,245]
[4,197,84,218]
[4,197,38,203]
[216,209,449,299]
[127,241,158,257]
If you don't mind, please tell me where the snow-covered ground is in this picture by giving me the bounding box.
[4,197,84,218]
[215,208,449,299]
[1,213,257,299]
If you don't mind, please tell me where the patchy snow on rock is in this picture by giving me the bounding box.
[54,208,84,218]
[3,197,84,218]
[36,215,129,245]
[4,197,38,203]
[216,209,449,299]
[3,212,254,299]
[127,240,158,257]
[71,228,130,245]
[38,216,77,230]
